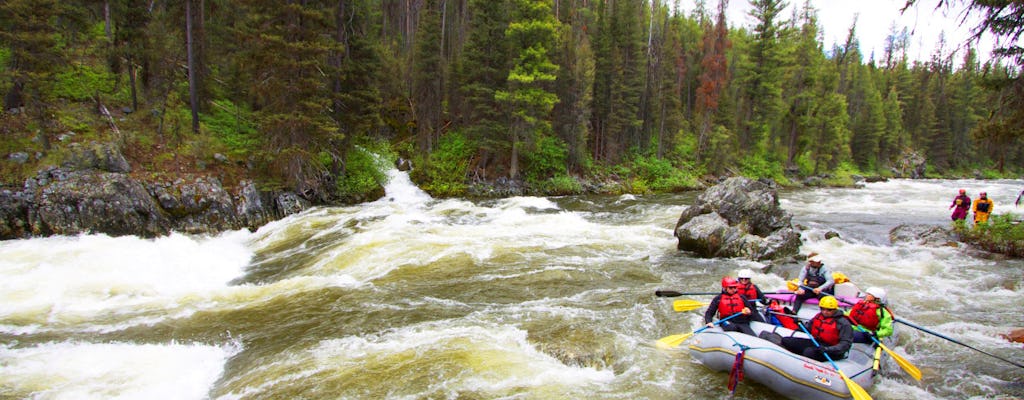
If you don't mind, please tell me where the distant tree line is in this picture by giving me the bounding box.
[0,0,1020,199]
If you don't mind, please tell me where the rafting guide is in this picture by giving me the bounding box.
[949,189,971,221]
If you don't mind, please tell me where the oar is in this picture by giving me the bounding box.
[796,322,873,400]
[848,322,922,381]
[656,290,719,297]
[657,313,743,349]
[894,318,1024,370]
[657,289,794,297]
[672,299,708,312]
[798,285,856,306]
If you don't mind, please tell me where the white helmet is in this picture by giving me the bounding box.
[737,269,754,279]
[864,287,887,302]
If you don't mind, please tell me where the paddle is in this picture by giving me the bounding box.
[797,285,856,306]
[655,290,719,297]
[796,322,873,400]
[672,299,708,312]
[894,318,1024,370]
[656,289,794,297]
[848,322,922,381]
[657,313,743,349]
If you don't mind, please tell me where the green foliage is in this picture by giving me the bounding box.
[522,135,568,183]
[821,162,862,186]
[738,154,786,182]
[534,174,583,195]
[628,154,699,192]
[336,143,392,200]
[955,214,1024,257]
[204,100,259,159]
[414,131,474,196]
[52,65,117,101]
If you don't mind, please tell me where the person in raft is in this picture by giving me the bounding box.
[704,277,764,336]
[792,254,835,314]
[949,189,971,221]
[845,286,893,344]
[781,296,854,361]
[736,268,768,307]
[973,191,994,224]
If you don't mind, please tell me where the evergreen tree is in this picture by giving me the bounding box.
[455,0,511,177]
[412,0,446,154]
[694,0,730,163]
[741,0,788,154]
[496,0,561,180]
[781,0,824,170]
[551,1,595,172]
[232,0,340,200]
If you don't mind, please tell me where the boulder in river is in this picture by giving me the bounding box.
[673,177,801,260]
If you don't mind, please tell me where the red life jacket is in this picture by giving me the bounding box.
[769,301,798,329]
[849,301,881,331]
[717,293,746,318]
[738,283,758,302]
[810,313,841,346]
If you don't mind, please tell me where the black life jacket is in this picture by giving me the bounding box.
[976,200,991,212]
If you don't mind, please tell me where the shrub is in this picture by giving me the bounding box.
[954,214,1024,257]
[414,131,473,196]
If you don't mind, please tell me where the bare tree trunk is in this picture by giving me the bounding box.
[186,0,200,134]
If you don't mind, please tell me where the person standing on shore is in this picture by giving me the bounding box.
[949,189,971,221]
[973,192,994,224]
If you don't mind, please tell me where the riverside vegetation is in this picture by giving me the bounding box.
[0,1,1021,230]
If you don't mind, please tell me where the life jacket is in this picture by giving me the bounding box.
[976,200,991,212]
[738,283,758,303]
[804,267,827,288]
[769,301,798,329]
[717,293,746,318]
[849,301,881,331]
[810,313,841,346]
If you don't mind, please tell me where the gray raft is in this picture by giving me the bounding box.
[687,293,883,400]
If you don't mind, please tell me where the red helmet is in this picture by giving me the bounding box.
[721,277,739,289]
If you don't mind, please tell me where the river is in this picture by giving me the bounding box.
[1,173,1022,399]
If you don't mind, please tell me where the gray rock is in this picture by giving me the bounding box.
[8,152,29,164]
[674,177,801,260]
[889,224,958,247]
[63,142,131,173]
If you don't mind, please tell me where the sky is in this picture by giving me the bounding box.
[680,0,994,65]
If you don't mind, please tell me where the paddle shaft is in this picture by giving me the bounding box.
[657,289,795,298]
[797,322,874,400]
[894,318,1024,370]
[798,285,856,306]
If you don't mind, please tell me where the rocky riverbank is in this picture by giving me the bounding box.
[0,142,309,240]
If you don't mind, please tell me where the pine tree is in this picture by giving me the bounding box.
[412,0,446,154]
[496,0,561,180]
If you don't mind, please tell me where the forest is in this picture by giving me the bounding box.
[0,0,1021,202]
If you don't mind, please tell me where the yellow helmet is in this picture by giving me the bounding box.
[819,296,839,310]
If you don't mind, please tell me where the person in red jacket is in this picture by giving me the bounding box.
[949,189,971,221]
[846,286,893,344]
[780,296,854,361]
[736,268,767,307]
[704,277,764,336]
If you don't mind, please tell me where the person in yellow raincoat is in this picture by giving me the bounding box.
[972,191,994,224]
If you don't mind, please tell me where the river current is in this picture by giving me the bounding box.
[1,173,1022,399]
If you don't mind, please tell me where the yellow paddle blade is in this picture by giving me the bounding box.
[672,299,708,312]
[656,332,695,349]
[837,370,873,400]
[879,342,922,381]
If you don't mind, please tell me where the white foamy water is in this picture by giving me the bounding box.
[0,174,1021,399]
[0,231,255,334]
[0,341,239,400]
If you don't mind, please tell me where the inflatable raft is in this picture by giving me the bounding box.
[687,293,883,400]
